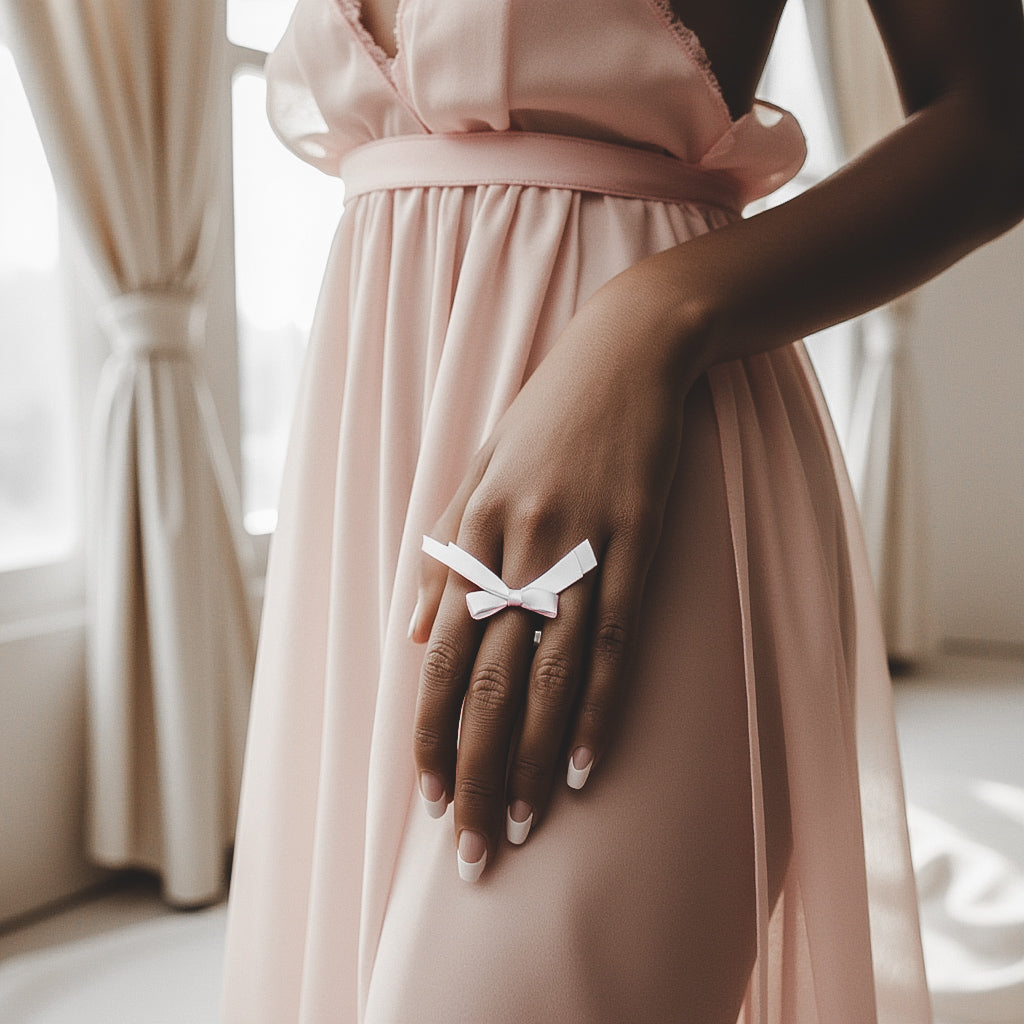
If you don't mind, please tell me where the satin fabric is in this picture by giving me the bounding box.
[221,1,932,1020]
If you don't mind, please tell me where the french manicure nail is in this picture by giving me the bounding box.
[567,746,593,790]
[506,802,533,845]
[407,599,420,639]
[457,830,487,882]
[419,771,447,819]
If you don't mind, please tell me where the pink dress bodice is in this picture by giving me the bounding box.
[267,0,806,206]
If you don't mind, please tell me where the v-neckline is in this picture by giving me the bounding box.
[338,0,431,129]
[337,0,738,130]
[344,0,406,70]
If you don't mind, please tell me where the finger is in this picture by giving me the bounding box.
[413,483,506,824]
[410,448,491,644]
[413,570,486,822]
[504,575,593,845]
[564,531,653,791]
[453,608,535,881]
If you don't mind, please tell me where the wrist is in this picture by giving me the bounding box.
[618,250,726,392]
[664,285,723,389]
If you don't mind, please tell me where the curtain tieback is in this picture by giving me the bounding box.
[100,291,202,360]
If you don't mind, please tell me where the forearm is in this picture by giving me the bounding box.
[631,83,1024,386]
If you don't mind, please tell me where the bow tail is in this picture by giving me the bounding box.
[526,540,597,593]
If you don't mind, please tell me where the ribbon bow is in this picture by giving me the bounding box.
[422,536,597,620]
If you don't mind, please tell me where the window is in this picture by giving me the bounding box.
[1,1,342,618]
[760,1,858,447]
[760,0,841,194]
[0,34,81,600]
[227,1,345,537]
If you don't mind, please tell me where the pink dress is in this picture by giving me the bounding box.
[221,1,932,1021]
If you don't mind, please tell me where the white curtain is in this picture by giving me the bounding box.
[4,0,255,905]
[803,0,936,661]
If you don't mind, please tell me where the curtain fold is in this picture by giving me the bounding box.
[803,0,937,661]
[4,0,255,905]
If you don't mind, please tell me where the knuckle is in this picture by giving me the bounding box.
[578,693,613,733]
[420,633,464,695]
[412,723,443,759]
[465,662,515,714]
[530,650,575,708]
[593,616,632,663]
[514,493,556,536]
[455,775,503,808]
[616,503,660,543]
[512,752,551,787]
[461,491,503,535]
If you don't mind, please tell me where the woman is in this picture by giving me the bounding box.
[221,1,1024,1021]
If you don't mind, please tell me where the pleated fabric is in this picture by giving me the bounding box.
[221,1,932,1021]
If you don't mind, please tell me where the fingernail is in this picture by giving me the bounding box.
[567,747,593,790]
[407,599,420,639]
[506,802,533,845]
[419,772,447,819]
[457,830,487,882]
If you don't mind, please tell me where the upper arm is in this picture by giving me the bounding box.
[867,0,1024,119]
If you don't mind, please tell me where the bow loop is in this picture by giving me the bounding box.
[422,536,596,621]
[516,587,560,617]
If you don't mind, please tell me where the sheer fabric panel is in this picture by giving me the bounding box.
[803,0,936,660]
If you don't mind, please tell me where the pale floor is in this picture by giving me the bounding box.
[0,651,1021,1024]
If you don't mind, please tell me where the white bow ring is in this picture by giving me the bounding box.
[421,536,597,620]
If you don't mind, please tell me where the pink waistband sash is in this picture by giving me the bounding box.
[340,131,743,211]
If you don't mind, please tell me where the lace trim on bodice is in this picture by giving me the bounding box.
[337,0,736,132]
[337,0,398,76]
[644,0,730,120]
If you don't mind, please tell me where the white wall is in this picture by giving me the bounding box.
[0,617,107,924]
[910,221,1024,648]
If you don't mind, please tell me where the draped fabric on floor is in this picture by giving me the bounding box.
[803,0,936,661]
[4,0,255,906]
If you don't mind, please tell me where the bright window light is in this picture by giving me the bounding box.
[227,0,296,53]
[231,69,344,534]
[0,42,78,572]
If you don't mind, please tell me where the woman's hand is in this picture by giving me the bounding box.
[398,0,1024,885]
[408,265,708,881]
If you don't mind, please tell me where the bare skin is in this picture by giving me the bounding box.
[358,0,786,117]
[356,0,1024,882]
[356,0,401,62]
